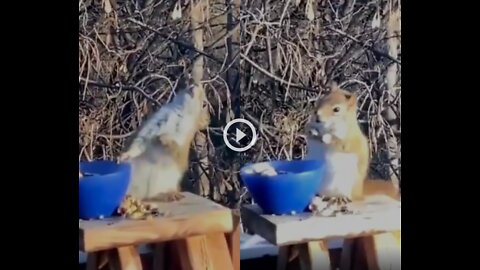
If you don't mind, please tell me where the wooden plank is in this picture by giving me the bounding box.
[80,192,234,252]
[241,195,401,246]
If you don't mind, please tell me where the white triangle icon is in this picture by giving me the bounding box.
[235,128,246,143]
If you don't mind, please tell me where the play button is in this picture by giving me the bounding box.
[223,118,257,152]
[235,129,246,143]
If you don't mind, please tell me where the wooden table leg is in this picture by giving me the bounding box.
[297,241,331,270]
[86,252,100,270]
[171,233,235,270]
[277,245,292,270]
[225,212,240,270]
[353,232,401,270]
[107,246,143,270]
[86,250,110,270]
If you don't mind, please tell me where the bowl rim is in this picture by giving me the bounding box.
[239,159,325,179]
[79,160,131,183]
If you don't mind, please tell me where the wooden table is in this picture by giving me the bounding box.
[79,192,240,270]
[241,195,401,270]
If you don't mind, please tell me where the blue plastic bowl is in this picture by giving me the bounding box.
[79,160,131,220]
[240,160,326,215]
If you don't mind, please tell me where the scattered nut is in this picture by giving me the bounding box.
[118,194,161,220]
[129,211,145,220]
[309,195,356,217]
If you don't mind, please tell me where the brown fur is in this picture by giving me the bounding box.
[307,83,393,201]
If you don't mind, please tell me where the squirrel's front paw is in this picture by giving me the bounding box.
[309,195,353,216]
[152,191,185,202]
[321,134,332,144]
[307,126,320,136]
[157,134,178,148]
[306,127,332,144]
[198,107,210,130]
[326,196,352,206]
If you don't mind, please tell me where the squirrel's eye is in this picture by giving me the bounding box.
[333,106,341,113]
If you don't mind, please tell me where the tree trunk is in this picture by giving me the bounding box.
[384,0,401,192]
[191,0,211,197]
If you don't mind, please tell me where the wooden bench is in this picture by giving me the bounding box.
[241,195,401,270]
[79,192,240,270]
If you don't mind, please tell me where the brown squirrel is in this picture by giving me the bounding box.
[119,83,210,202]
[305,83,399,209]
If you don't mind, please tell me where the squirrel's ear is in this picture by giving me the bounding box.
[329,81,340,92]
[345,92,357,106]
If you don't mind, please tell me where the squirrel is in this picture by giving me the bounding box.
[119,83,210,203]
[304,82,399,211]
